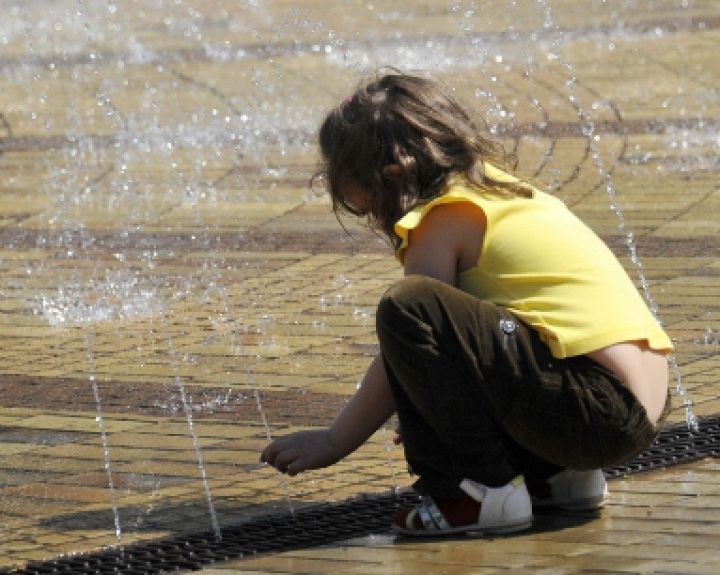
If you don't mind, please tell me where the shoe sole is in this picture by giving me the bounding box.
[532,494,607,511]
[391,517,533,537]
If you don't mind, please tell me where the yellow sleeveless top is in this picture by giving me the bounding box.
[394,166,673,358]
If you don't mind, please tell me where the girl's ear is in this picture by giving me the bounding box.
[382,163,403,180]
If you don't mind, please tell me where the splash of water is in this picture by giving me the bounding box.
[537,0,699,431]
[36,272,162,327]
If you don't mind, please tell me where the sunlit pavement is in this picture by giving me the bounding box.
[0,1,718,572]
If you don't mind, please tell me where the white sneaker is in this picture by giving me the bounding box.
[392,475,533,536]
[529,469,608,511]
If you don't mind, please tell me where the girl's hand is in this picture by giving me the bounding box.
[260,430,341,476]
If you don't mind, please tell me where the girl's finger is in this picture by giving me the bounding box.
[273,449,298,474]
[260,444,270,463]
[260,442,278,464]
[261,435,292,464]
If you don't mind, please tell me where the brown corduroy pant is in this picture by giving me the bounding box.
[376,275,665,497]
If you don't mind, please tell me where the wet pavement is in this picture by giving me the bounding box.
[0,1,718,573]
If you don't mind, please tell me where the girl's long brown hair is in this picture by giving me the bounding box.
[318,72,531,247]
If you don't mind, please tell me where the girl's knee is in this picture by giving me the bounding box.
[377,276,440,320]
[376,276,434,337]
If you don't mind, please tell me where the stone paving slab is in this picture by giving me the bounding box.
[0,0,718,572]
[205,461,720,574]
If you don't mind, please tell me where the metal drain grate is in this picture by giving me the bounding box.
[604,413,720,478]
[3,414,718,575]
[3,492,420,575]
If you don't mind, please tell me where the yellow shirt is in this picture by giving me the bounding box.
[394,166,673,358]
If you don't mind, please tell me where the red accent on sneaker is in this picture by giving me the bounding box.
[393,494,481,531]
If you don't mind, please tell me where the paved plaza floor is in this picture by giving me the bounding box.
[0,1,718,573]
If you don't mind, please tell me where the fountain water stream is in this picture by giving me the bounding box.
[84,331,123,543]
[159,309,221,540]
[536,0,700,431]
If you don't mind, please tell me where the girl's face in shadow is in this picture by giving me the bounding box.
[340,180,373,217]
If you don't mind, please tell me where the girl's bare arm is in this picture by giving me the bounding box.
[261,201,485,474]
[403,201,485,282]
[261,354,395,475]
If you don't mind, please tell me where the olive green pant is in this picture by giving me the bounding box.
[376,276,665,496]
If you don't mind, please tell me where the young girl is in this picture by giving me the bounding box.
[261,72,672,536]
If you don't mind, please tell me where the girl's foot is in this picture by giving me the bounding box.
[392,476,533,536]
